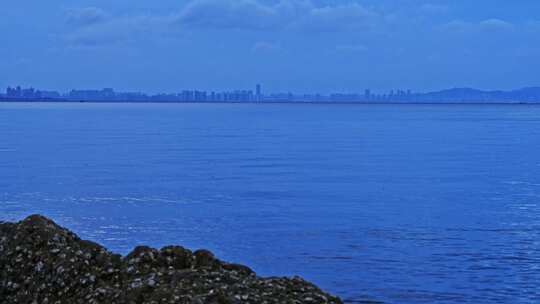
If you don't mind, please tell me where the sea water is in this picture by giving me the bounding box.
[1,102,539,303]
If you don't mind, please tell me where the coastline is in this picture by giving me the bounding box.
[0,215,343,304]
[0,98,538,105]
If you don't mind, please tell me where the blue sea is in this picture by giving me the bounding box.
[1,102,539,303]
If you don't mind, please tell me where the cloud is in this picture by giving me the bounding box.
[64,15,173,47]
[479,19,514,31]
[61,1,383,48]
[178,0,278,30]
[60,1,388,48]
[176,0,380,32]
[65,7,110,27]
[440,19,514,33]
[294,3,379,32]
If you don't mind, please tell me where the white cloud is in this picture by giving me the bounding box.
[64,14,173,47]
[440,19,514,33]
[294,3,379,32]
[176,0,380,32]
[178,0,279,30]
[61,1,384,48]
[65,7,110,27]
[479,19,514,31]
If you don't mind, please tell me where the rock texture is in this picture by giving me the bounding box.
[0,215,342,304]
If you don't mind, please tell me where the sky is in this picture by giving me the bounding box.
[2,0,540,94]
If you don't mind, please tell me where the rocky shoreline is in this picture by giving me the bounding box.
[0,215,342,304]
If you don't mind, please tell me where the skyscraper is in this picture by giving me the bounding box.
[364,89,371,101]
[256,84,262,102]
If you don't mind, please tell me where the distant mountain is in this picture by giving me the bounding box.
[509,87,540,101]
[417,87,540,103]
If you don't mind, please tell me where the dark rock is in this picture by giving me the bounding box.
[193,249,218,269]
[0,215,343,304]
[159,246,193,269]
[221,263,254,276]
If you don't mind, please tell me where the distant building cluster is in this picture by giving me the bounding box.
[4,86,61,100]
[2,85,540,103]
[67,88,264,102]
[1,86,266,103]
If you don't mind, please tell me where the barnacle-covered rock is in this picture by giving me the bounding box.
[0,215,342,304]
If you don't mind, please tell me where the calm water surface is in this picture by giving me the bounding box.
[1,103,539,303]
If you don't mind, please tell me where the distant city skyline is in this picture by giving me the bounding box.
[3,1,540,93]
[2,84,540,103]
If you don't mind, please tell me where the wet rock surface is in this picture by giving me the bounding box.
[0,215,343,304]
